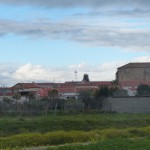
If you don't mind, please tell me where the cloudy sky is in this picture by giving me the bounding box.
[0,0,150,86]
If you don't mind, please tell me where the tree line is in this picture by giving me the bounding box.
[2,79,149,116]
[137,84,150,96]
[79,86,117,112]
[0,86,118,116]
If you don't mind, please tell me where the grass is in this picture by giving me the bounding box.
[1,126,150,148]
[0,113,150,136]
[46,138,150,150]
[1,113,150,148]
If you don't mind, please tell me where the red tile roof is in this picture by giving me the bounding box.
[12,83,39,89]
[78,81,112,86]
[59,81,112,88]
[119,81,150,87]
[10,81,112,97]
[76,87,97,93]
[37,86,99,97]
[58,88,76,93]
[36,83,62,88]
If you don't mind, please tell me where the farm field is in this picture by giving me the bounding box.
[47,138,150,150]
[1,113,150,149]
[10,138,150,150]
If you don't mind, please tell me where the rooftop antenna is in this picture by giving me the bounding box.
[74,70,78,81]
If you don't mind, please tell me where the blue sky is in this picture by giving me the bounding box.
[0,0,150,86]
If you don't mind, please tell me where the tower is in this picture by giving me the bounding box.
[74,70,78,81]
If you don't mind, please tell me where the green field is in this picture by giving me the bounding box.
[47,138,150,150]
[1,113,150,149]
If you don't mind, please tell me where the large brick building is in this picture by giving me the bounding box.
[116,63,150,96]
[116,63,150,82]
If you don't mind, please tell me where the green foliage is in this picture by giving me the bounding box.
[48,89,59,99]
[94,86,117,99]
[94,86,117,109]
[0,114,150,148]
[2,126,150,149]
[47,138,150,150]
[64,99,83,113]
[0,113,150,137]
[3,97,13,103]
[0,131,95,148]
[12,93,21,100]
[137,84,150,96]
[82,74,89,82]
[0,97,67,116]
[129,129,148,137]
[113,89,129,97]
[111,80,119,86]
[79,91,93,111]
[27,91,35,100]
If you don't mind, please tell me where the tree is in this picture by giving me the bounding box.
[94,87,107,110]
[48,89,59,100]
[111,80,119,88]
[79,90,93,112]
[13,93,21,100]
[3,97,14,115]
[27,91,35,100]
[113,89,128,97]
[82,74,90,82]
[45,89,59,116]
[137,84,150,96]
[94,86,116,110]
[13,93,21,113]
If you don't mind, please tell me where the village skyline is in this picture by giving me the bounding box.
[1,1,150,149]
[0,0,150,86]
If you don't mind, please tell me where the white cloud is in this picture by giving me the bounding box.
[12,63,48,80]
[0,58,149,87]
[133,56,150,62]
[0,61,123,86]
[0,18,150,51]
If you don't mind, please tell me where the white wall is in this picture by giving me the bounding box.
[103,97,150,113]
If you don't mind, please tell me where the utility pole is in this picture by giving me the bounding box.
[74,70,78,81]
[1,82,6,99]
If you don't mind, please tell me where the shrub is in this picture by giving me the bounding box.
[0,131,97,148]
[129,129,149,137]
[100,128,129,138]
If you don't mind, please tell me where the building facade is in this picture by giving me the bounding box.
[116,63,150,82]
[116,63,150,96]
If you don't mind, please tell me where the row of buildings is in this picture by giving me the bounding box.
[0,81,112,100]
[1,62,150,100]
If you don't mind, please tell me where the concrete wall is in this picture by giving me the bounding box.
[117,68,150,81]
[102,97,150,113]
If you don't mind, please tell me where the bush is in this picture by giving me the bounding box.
[129,129,149,137]
[0,131,97,148]
[101,128,129,138]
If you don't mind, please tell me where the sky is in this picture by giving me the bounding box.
[0,0,150,86]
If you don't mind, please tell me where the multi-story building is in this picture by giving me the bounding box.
[116,63,150,82]
[116,62,150,96]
